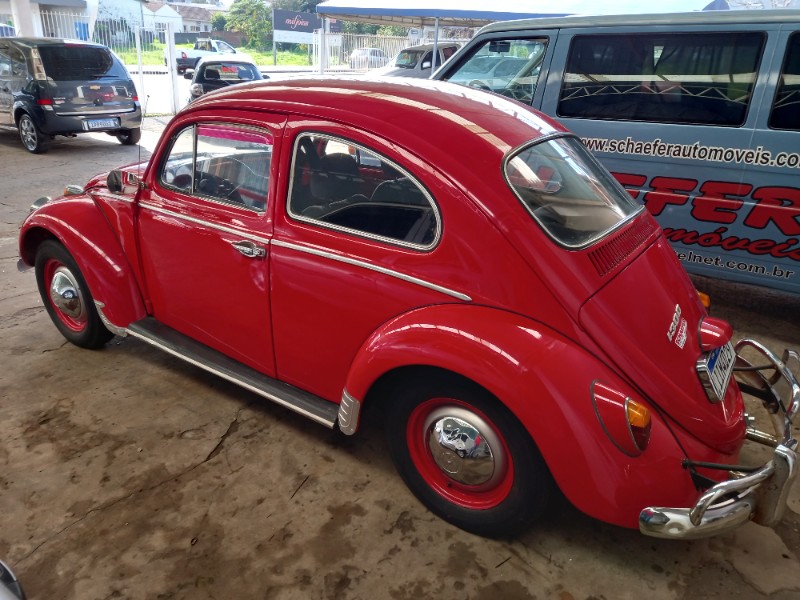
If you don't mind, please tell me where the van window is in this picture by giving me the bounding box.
[505,135,641,248]
[558,33,764,126]
[770,33,800,131]
[442,38,548,104]
[36,45,129,81]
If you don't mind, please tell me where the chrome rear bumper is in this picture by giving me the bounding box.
[640,340,799,540]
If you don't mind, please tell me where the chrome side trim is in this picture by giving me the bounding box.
[272,239,472,302]
[139,202,271,244]
[338,390,361,436]
[91,191,135,203]
[94,301,128,337]
[126,318,338,428]
[55,108,136,116]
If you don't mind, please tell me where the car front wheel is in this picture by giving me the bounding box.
[384,372,553,538]
[35,240,113,349]
[18,113,49,154]
[116,127,142,145]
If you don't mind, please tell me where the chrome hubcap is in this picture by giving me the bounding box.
[423,406,505,487]
[49,267,85,320]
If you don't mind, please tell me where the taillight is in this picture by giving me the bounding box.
[592,381,652,456]
[697,317,733,352]
[132,95,139,102]
[37,98,53,105]
[181,51,188,59]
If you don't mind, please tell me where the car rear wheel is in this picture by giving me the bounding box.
[18,113,49,154]
[116,127,142,145]
[35,240,113,349]
[384,372,553,538]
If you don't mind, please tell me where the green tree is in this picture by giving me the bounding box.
[211,13,227,32]
[226,0,271,49]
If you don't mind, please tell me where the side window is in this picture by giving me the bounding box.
[10,46,26,77]
[160,123,272,211]
[288,133,439,248]
[558,32,764,126]
[770,33,800,131]
[443,38,548,105]
[0,47,10,77]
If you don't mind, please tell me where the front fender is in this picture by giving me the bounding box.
[19,195,146,329]
[344,304,731,528]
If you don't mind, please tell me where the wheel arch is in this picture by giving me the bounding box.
[20,200,147,329]
[343,303,692,528]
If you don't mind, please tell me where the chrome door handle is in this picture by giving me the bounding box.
[231,240,266,258]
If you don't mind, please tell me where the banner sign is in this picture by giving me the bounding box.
[273,10,340,43]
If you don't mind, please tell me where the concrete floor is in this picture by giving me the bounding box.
[0,119,798,600]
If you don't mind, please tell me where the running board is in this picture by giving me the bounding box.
[126,317,339,428]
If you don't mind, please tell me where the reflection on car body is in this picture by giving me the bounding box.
[17,77,799,543]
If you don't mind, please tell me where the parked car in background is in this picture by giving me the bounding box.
[18,77,798,541]
[348,47,389,70]
[0,37,142,153]
[185,55,264,104]
[166,38,249,74]
[372,43,459,78]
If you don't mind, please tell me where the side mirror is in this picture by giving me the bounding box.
[107,169,141,195]
[183,71,193,80]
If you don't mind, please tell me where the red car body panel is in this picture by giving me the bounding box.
[19,77,785,535]
[19,196,146,327]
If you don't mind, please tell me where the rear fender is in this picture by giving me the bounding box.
[344,304,719,528]
[19,195,146,329]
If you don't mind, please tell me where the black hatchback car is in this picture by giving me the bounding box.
[0,38,142,153]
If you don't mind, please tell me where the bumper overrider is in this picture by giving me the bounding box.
[640,339,799,539]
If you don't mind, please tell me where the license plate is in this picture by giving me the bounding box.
[84,118,118,130]
[698,342,736,402]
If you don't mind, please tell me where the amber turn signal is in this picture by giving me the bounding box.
[592,381,652,456]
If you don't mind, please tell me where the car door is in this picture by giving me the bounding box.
[270,119,457,402]
[137,114,286,376]
[0,42,25,126]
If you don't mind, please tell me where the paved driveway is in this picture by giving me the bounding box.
[0,120,798,600]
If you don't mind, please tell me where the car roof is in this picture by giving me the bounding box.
[4,37,110,49]
[195,54,258,67]
[186,77,565,164]
[399,43,460,52]
[478,8,800,34]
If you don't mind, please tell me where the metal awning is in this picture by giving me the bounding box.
[315,0,570,28]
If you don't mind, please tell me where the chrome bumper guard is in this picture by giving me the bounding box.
[640,339,799,539]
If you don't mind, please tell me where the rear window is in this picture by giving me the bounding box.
[37,44,129,81]
[505,135,642,248]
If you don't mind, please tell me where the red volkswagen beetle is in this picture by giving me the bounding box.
[17,78,798,539]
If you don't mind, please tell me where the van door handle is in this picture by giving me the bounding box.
[231,240,266,258]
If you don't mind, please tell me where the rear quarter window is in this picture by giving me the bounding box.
[558,32,764,126]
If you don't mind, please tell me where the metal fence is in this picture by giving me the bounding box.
[316,32,471,72]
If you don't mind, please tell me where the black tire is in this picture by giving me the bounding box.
[34,240,113,349]
[116,127,142,145]
[18,113,49,154]
[384,372,552,538]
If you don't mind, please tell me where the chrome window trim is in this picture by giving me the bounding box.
[272,239,471,302]
[503,133,644,250]
[139,202,271,244]
[158,122,272,214]
[286,131,442,251]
